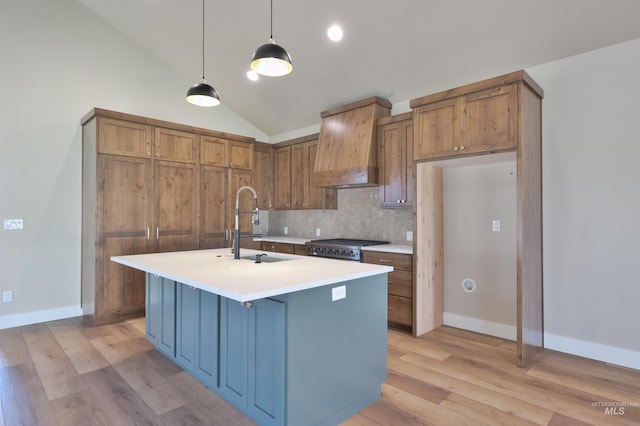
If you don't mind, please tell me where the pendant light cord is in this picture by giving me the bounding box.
[201,0,205,80]
[270,0,273,39]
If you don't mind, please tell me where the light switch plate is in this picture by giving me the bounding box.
[3,219,23,230]
[492,220,501,232]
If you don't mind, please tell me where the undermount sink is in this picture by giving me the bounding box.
[240,254,291,263]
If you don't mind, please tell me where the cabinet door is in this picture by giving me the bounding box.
[402,120,414,206]
[254,146,274,210]
[195,290,218,389]
[97,118,151,158]
[290,143,307,209]
[274,147,291,209]
[413,97,461,160]
[155,160,199,252]
[145,274,161,346]
[154,128,199,163]
[99,156,152,318]
[176,284,198,371]
[462,83,518,154]
[219,299,248,407]
[247,299,285,426]
[200,165,228,249]
[201,136,228,167]
[145,275,176,358]
[229,141,254,170]
[378,121,404,207]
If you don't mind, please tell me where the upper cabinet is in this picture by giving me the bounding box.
[274,135,337,210]
[253,143,274,210]
[377,112,414,208]
[411,73,540,160]
[201,136,254,169]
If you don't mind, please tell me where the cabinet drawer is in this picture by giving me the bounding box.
[294,245,308,256]
[388,270,412,298]
[362,251,412,271]
[261,242,296,254]
[261,242,276,252]
[275,243,295,254]
[388,295,412,327]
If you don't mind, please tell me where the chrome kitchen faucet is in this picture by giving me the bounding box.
[233,185,262,259]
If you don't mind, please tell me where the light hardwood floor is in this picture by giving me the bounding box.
[1,317,639,425]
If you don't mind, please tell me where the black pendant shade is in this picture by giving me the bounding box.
[250,38,293,77]
[186,79,220,107]
[186,0,220,107]
[250,0,293,77]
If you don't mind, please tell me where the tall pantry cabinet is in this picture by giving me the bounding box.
[81,109,254,324]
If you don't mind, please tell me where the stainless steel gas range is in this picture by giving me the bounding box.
[305,238,389,262]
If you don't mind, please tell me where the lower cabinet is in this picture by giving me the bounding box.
[146,273,284,426]
[145,273,386,426]
[362,251,414,333]
[219,298,285,426]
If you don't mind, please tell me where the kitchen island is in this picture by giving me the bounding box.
[111,248,392,426]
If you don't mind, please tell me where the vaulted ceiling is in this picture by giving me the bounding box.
[76,0,640,136]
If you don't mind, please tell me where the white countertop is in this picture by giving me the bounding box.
[112,248,392,302]
[253,236,311,245]
[362,244,413,254]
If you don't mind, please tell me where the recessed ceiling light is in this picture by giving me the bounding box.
[246,70,259,81]
[327,25,343,42]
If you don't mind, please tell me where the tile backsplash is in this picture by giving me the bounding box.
[256,186,413,244]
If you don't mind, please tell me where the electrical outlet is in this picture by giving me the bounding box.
[331,285,346,301]
[3,219,23,230]
[406,231,413,241]
[283,226,288,235]
[316,228,321,237]
[2,290,12,303]
[492,220,501,232]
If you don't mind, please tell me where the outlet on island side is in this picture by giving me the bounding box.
[331,285,346,301]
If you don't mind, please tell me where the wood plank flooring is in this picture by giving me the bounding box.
[1,318,639,425]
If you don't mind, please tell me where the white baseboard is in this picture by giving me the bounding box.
[443,312,517,341]
[0,305,83,330]
[544,333,640,371]
[442,312,640,370]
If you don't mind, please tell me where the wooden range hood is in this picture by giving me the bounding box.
[313,96,392,187]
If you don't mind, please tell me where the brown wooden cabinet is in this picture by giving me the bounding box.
[253,143,274,210]
[83,116,200,323]
[377,112,414,208]
[363,251,414,333]
[260,241,307,255]
[82,108,256,324]
[274,146,292,210]
[410,70,544,367]
[199,166,254,250]
[413,83,518,160]
[275,135,337,210]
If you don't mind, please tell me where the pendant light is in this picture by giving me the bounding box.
[186,0,220,107]
[250,0,293,77]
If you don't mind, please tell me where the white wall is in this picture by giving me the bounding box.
[527,38,640,369]
[442,161,517,341]
[0,0,266,327]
